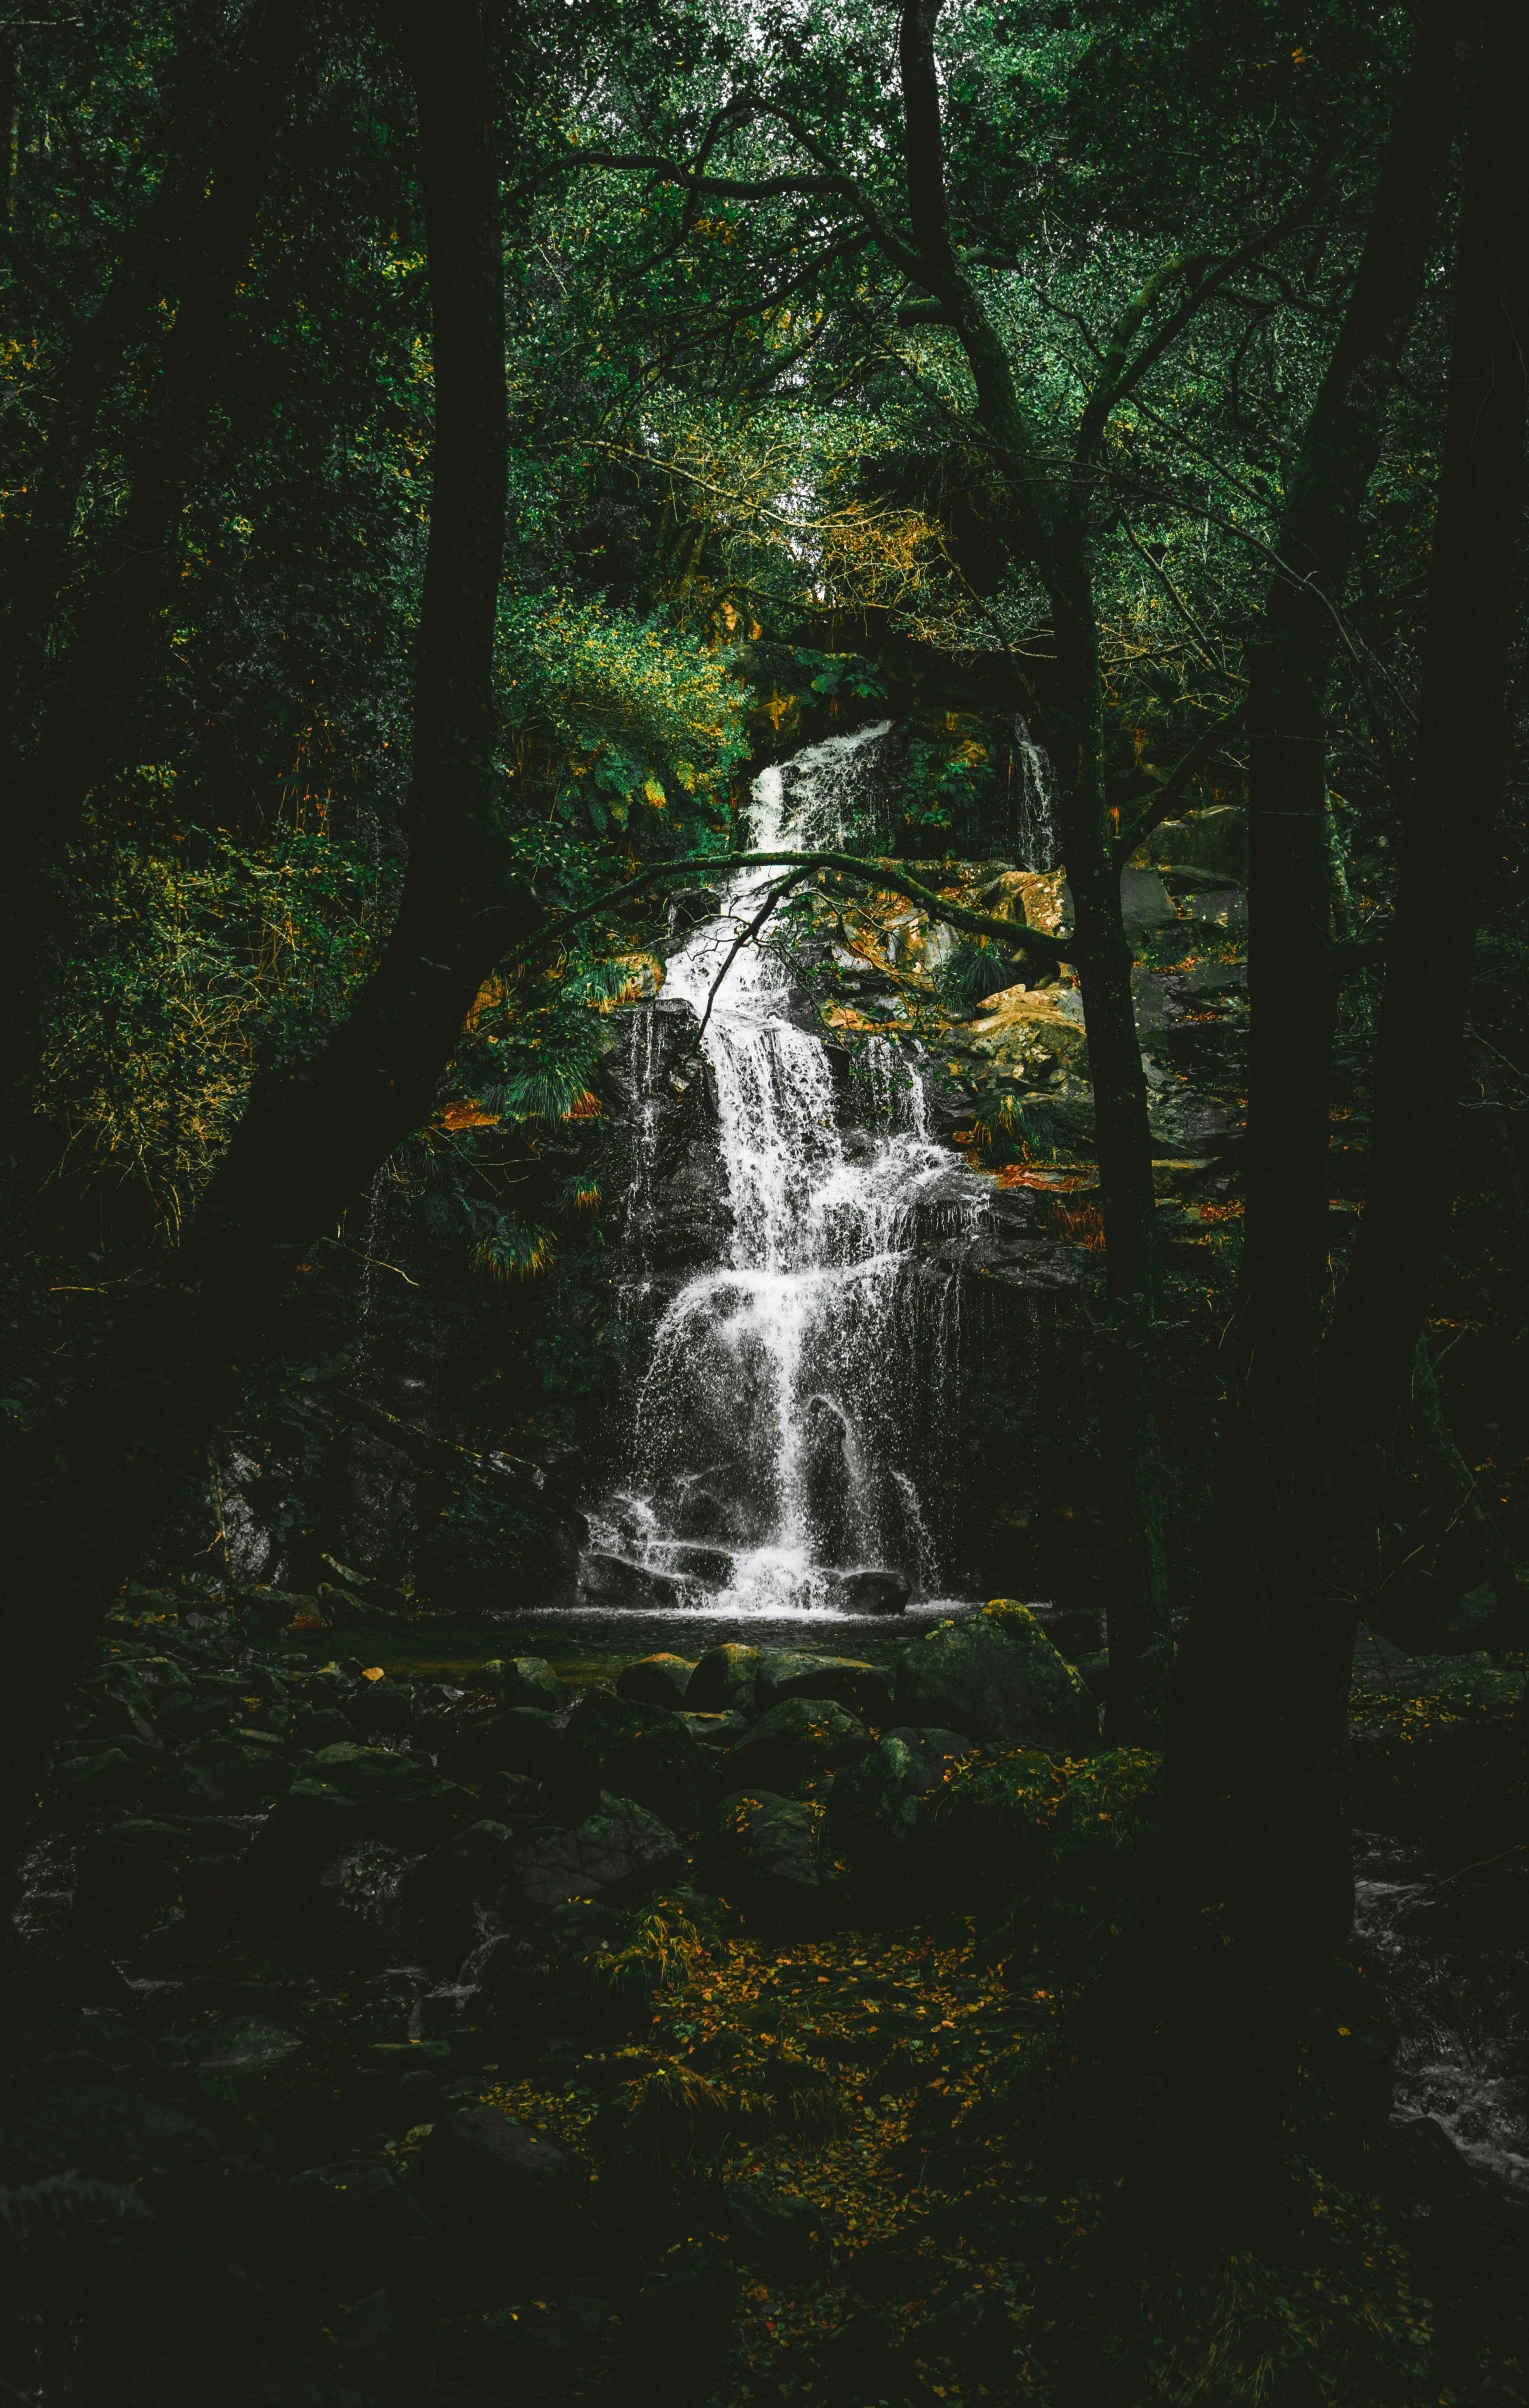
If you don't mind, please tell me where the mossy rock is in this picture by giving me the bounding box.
[723,1697,871,1799]
[924,1747,1064,1894]
[823,1726,974,1888]
[1038,1748,1164,1886]
[894,1601,1099,1755]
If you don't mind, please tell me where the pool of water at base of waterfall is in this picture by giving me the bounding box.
[1354,1828,1529,2197]
[272,1595,1003,1692]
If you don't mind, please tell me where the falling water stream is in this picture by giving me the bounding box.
[584,723,968,1621]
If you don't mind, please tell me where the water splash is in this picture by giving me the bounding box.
[588,723,967,1615]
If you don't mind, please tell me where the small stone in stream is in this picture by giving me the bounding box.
[509,1793,684,1909]
[894,1599,1099,1753]
[481,1656,563,1712]
[290,1707,357,1751]
[442,1705,563,1782]
[294,2156,434,2294]
[825,1725,974,1887]
[414,2104,577,2235]
[686,1643,761,1718]
[699,1790,819,1902]
[617,1652,697,1709]
[553,1690,713,1830]
[400,1819,513,1904]
[839,1568,911,1614]
[723,1697,870,1798]
[756,1650,893,1721]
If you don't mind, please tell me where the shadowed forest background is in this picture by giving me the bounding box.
[0,0,1527,2401]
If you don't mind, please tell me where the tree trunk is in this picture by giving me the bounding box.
[0,0,525,1880]
[1161,0,1471,1918]
[1149,0,1524,2238]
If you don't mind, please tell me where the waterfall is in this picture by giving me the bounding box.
[1014,715,1059,872]
[589,723,962,1616]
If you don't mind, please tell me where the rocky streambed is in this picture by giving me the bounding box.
[5,1593,1527,2406]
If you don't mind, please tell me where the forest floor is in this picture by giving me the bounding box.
[3,1594,1526,2408]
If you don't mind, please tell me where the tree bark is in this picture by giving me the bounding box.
[0,0,527,1879]
[1150,0,1525,2237]
[1162,0,1472,1920]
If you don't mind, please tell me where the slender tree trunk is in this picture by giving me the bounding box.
[1161,0,1471,1919]
[0,0,525,1880]
[1149,0,1524,2237]
[1049,565,1172,1743]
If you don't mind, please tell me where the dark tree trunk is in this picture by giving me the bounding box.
[0,0,526,1879]
[1162,0,1471,1923]
[1150,0,1525,2237]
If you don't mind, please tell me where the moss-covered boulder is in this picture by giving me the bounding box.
[688,1644,761,1717]
[723,1698,871,1799]
[552,1691,713,1831]
[894,1601,1098,1754]
[924,1746,1065,1894]
[1038,1748,1164,1886]
[756,1651,892,1722]
[617,1653,697,1709]
[481,1656,563,1712]
[699,1789,819,1902]
[823,1726,973,1887]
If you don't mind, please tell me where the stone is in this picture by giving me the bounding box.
[293,2156,433,2295]
[617,1652,697,1709]
[722,2179,830,2270]
[823,1726,973,1886]
[1118,865,1178,936]
[925,1748,1065,1894]
[894,1601,1099,1753]
[1038,1748,1164,1886]
[553,1690,713,1831]
[676,1710,751,1746]
[699,1790,819,1902]
[400,1819,513,1904]
[580,1552,683,1609]
[414,2104,577,2235]
[756,1651,893,1721]
[687,1643,761,1718]
[1137,804,1248,885]
[54,1748,145,1806]
[482,1656,563,1712]
[509,1793,684,1909]
[247,1741,473,1869]
[467,1900,632,2010]
[336,2287,415,2361]
[723,1697,871,1798]
[838,1569,911,1615]
[442,1706,564,1782]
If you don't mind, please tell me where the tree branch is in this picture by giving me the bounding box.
[1114,711,1244,866]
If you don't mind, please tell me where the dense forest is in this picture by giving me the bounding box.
[1,0,1527,2401]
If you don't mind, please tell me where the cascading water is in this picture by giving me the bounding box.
[586,722,964,1616]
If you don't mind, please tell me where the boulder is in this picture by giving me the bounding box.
[0,2084,224,2185]
[756,1651,892,1722]
[1137,804,1248,885]
[414,2105,577,2236]
[509,1793,684,1909]
[617,1652,697,1709]
[443,1706,564,1782]
[400,1819,513,1905]
[924,1748,1064,1893]
[553,1690,713,1830]
[248,1742,473,1870]
[721,2178,830,2271]
[894,1601,1098,1753]
[699,1790,819,1902]
[581,1552,683,1609]
[481,1656,563,1712]
[823,1726,973,1886]
[723,1698,870,1799]
[467,1900,631,2011]
[687,1643,761,1718]
[838,1569,911,1615]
